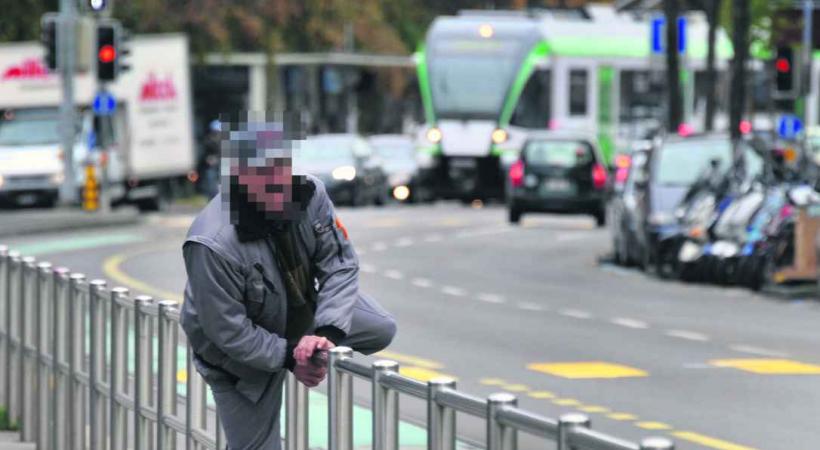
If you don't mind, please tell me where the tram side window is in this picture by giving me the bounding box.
[568,69,588,116]
[511,69,552,129]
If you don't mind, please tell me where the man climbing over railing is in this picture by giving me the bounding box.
[180,111,397,450]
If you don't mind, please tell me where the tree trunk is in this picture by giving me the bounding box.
[704,0,721,132]
[665,0,683,132]
[729,0,749,141]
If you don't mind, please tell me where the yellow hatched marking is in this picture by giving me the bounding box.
[528,361,648,379]
[672,431,758,450]
[501,384,529,392]
[607,413,637,421]
[480,378,506,386]
[579,405,609,413]
[636,421,671,430]
[552,398,580,406]
[376,350,443,369]
[399,367,457,383]
[527,391,555,399]
[709,358,820,375]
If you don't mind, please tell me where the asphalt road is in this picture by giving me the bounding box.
[2,202,819,450]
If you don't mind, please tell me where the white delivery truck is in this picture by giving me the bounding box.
[0,33,195,210]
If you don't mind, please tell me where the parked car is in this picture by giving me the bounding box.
[294,134,388,206]
[506,133,608,226]
[634,134,736,269]
[609,147,651,266]
[367,134,424,202]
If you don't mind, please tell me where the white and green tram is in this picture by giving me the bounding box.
[415,5,733,200]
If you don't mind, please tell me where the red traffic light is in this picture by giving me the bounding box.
[775,57,790,73]
[98,45,116,63]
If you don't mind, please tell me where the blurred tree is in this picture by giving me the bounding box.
[0,0,56,42]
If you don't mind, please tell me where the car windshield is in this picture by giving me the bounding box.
[296,137,355,165]
[372,140,414,161]
[0,111,61,147]
[654,139,732,186]
[525,140,594,167]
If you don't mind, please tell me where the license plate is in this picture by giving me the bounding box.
[450,158,476,169]
[16,194,38,205]
[542,178,572,193]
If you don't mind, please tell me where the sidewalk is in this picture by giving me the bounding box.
[0,206,141,238]
[0,432,34,450]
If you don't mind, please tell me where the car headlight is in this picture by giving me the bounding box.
[648,211,676,226]
[426,127,442,144]
[392,185,410,201]
[0,174,4,188]
[491,128,508,145]
[331,165,357,181]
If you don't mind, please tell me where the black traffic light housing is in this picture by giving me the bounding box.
[96,22,119,82]
[773,46,797,98]
[41,14,58,71]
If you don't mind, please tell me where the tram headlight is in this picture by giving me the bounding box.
[491,128,508,145]
[426,127,443,144]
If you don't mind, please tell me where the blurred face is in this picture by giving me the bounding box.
[233,157,293,213]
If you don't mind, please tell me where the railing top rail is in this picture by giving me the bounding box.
[495,405,559,440]
[335,357,373,380]
[568,426,641,450]
[379,370,427,399]
[434,386,487,418]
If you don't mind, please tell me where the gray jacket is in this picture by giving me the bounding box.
[180,175,358,403]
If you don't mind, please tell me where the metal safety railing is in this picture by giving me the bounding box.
[0,244,677,450]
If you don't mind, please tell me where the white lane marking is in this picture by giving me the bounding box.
[517,302,545,312]
[372,242,388,252]
[666,330,710,342]
[559,309,592,320]
[384,270,404,280]
[610,317,649,329]
[394,237,414,247]
[441,286,467,297]
[477,293,506,304]
[729,345,790,358]
[411,278,433,288]
[360,264,377,274]
[424,234,443,243]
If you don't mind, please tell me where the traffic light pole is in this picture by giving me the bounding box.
[58,0,78,205]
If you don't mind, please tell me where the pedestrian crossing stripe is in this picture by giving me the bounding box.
[527,361,648,379]
[709,358,820,375]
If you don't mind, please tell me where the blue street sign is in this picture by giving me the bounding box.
[777,114,804,140]
[650,16,687,55]
[93,91,117,116]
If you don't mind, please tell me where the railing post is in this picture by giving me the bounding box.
[372,360,399,450]
[286,372,309,450]
[35,262,52,450]
[557,413,591,450]
[157,300,178,450]
[428,377,456,450]
[109,287,129,450]
[67,273,86,450]
[185,342,198,450]
[4,250,20,427]
[88,279,107,450]
[133,295,153,450]
[0,246,8,412]
[20,256,36,442]
[328,346,353,450]
[51,267,70,450]
[640,437,675,450]
[487,393,517,450]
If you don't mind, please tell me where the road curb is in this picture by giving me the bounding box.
[0,208,142,238]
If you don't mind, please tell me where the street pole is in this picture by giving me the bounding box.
[800,0,813,179]
[664,0,683,132]
[704,0,721,132]
[58,0,78,205]
[729,0,749,186]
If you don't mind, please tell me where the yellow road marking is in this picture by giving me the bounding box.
[526,391,555,399]
[480,378,506,386]
[552,398,580,406]
[635,421,671,430]
[376,350,444,369]
[578,405,609,413]
[501,384,529,392]
[672,431,758,450]
[607,413,637,421]
[399,366,457,383]
[103,250,184,302]
[528,361,648,379]
[709,358,820,375]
